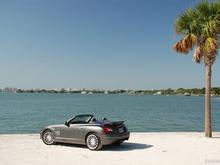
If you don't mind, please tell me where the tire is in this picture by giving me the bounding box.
[42,130,56,145]
[86,133,102,150]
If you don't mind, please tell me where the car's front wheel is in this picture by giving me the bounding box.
[86,133,102,150]
[42,130,56,145]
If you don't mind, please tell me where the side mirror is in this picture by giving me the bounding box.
[65,121,70,127]
[102,117,107,121]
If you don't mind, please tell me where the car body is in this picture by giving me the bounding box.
[40,114,130,150]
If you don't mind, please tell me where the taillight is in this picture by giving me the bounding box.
[104,127,113,134]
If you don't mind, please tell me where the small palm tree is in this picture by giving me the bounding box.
[173,1,220,137]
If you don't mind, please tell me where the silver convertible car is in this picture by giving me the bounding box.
[40,114,130,150]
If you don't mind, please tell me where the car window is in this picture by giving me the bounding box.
[70,115,92,124]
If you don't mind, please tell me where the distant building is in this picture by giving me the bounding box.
[184,92,191,96]
[81,91,87,94]
[154,91,162,95]
[65,88,71,92]
[127,90,135,95]
[2,87,17,93]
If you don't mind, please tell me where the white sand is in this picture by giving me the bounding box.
[0,132,220,165]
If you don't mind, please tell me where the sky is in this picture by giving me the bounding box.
[0,0,219,90]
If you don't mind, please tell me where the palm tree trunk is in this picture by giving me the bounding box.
[205,64,212,137]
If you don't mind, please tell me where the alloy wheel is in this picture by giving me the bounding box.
[43,131,55,145]
[86,134,101,150]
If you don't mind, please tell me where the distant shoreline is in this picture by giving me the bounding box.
[1,87,220,97]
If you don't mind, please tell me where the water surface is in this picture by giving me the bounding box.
[0,93,220,133]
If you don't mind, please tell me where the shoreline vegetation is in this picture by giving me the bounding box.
[1,87,220,96]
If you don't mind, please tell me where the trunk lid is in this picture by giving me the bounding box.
[103,121,126,134]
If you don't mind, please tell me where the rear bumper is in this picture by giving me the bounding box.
[100,132,130,145]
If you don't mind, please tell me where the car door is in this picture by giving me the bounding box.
[60,124,85,144]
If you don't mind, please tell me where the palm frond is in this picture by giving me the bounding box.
[193,46,202,63]
[196,1,210,18]
[173,39,189,54]
[203,37,218,55]
[173,34,197,54]
[190,34,197,45]
[202,20,220,37]
[175,8,199,35]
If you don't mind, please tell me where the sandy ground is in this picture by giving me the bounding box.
[0,132,220,165]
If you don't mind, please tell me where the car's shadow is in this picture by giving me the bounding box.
[102,142,153,151]
[56,142,153,151]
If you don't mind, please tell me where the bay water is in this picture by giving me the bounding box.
[0,93,220,133]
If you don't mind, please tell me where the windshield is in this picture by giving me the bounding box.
[70,115,93,124]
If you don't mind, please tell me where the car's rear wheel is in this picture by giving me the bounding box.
[86,133,102,150]
[42,130,56,145]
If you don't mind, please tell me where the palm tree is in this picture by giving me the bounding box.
[173,1,220,137]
